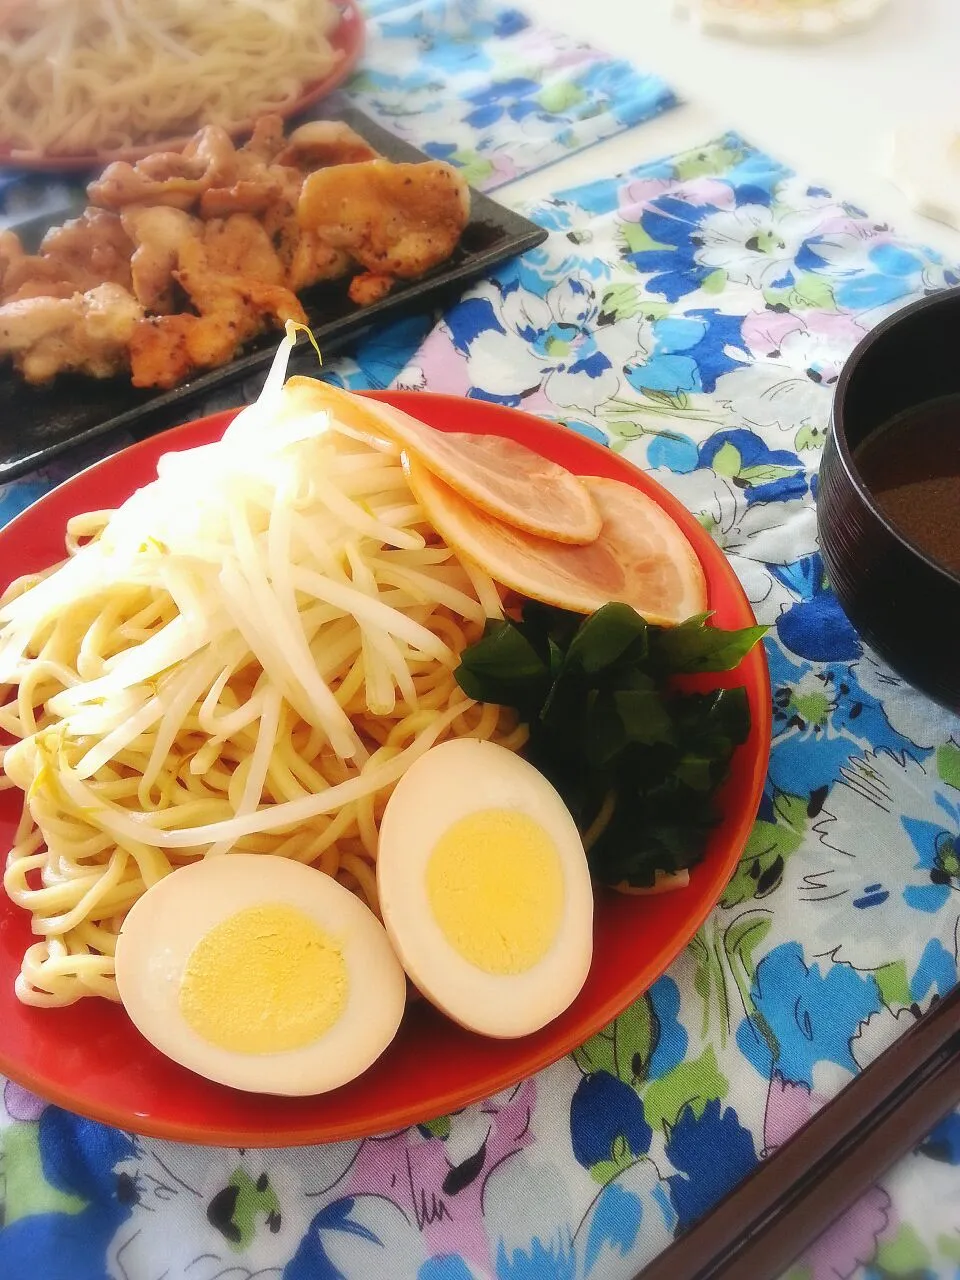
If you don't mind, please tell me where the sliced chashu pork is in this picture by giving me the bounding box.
[279,378,602,544]
[407,464,707,627]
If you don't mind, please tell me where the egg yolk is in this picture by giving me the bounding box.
[426,808,564,974]
[179,904,347,1054]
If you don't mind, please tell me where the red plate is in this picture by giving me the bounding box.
[0,393,771,1145]
[0,0,365,173]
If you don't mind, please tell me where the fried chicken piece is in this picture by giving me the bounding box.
[89,156,201,212]
[239,114,287,165]
[199,176,285,220]
[1,210,134,303]
[258,196,297,264]
[297,159,470,287]
[39,209,133,289]
[348,272,396,306]
[276,120,380,171]
[91,161,196,211]
[129,233,306,389]
[128,314,235,389]
[287,229,351,293]
[120,204,302,387]
[0,283,142,384]
[89,126,239,211]
[129,282,306,390]
[176,235,304,333]
[121,206,200,313]
[1,258,79,302]
[196,118,306,220]
[181,125,240,184]
[203,214,286,285]
[0,229,23,291]
[124,207,290,312]
[259,194,350,293]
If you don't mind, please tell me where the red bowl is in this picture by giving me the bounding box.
[0,392,771,1145]
[0,0,366,173]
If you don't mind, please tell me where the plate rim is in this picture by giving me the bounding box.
[0,392,772,1145]
[0,0,366,172]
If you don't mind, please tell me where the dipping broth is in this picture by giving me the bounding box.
[853,394,960,577]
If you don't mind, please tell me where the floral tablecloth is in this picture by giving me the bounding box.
[348,0,677,191]
[2,127,959,1280]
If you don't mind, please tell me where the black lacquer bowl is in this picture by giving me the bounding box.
[818,286,960,709]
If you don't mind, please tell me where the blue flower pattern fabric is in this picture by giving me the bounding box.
[2,117,960,1280]
[346,0,677,191]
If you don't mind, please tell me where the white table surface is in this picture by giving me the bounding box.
[509,0,960,262]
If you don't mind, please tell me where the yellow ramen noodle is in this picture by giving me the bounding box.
[0,336,524,1008]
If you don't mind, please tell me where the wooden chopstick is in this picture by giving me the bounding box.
[635,983,960,1280]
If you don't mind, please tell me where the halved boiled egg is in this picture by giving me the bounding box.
[376,739,594,1038]
[114,854,406,1095]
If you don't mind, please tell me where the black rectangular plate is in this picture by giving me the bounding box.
[0,101,547,480]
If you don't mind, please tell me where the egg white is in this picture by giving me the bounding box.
[376,738,594,1038]
[115,854,406,1096]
